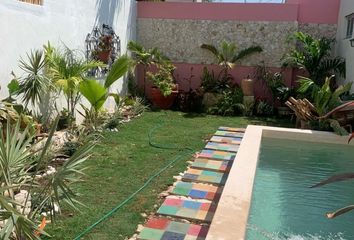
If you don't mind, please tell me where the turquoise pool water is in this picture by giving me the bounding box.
[246,138,354,240]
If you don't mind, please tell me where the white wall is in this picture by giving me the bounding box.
[0,0,136,109]
[336,0,354,91]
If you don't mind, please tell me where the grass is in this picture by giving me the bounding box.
[47,111,293,239]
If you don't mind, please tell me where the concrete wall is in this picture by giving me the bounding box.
[336,0,354,91]
[137,1,339,95]
[0,0,136,107]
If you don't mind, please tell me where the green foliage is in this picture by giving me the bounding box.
[105,55,133,88]
[200,67,232,94]
[201,40,262,70]
[61,141,82,157]
[146,61,176,96]
[298,76,352,115]
[17,50,51,108]
[0,119,94,239]
[255,100,274,116]
[79,80,107,111]
[208,86,244,116]
[284,32,345,86]
[46,46,104,119]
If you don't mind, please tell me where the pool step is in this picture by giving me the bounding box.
[138,217,209,240]
[182,168,228,185]
[157,197,216,222]
[204,142,240,152]
[198,149,236,161]
[209,135,242,145]
[170,181,222,201]
[190,158,232,172]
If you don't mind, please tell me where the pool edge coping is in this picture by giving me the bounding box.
[206,125,353,240]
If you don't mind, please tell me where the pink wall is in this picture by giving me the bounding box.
[138,64,294,101]
[138,2,298,22]
[286,0,340,24]
[138,0,340,24]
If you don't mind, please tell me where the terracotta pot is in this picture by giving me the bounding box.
[96,50,111,64]
[150,86,178,110]
[241,78,254,96]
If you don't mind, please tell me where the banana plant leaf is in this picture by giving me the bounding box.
[79,80,107,111]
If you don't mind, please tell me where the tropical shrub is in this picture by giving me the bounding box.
[200,67,231,94]
[255,99,274,117]
[298,76,352,115]
[146,60,176,96]
[284,32,345,87]
[208,86,244,116]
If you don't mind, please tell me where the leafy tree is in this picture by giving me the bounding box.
[284,32,345,86]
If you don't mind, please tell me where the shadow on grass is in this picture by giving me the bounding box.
[245,116,295,128]
[182,112,208,118]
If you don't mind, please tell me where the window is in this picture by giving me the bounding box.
[18,0,42,5]
[346,14,354,38]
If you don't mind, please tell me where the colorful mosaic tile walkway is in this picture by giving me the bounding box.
[209,135,242,145]
[138,218,209,240]
[157,197,215,222]
[191,158,231,172]
[214,130,244,138]
[218,126,245,132]
[170,182,221,201]
[138,126,246,240]
[205,142,239,152]
[198,149,236,161]
[182,168,227,185]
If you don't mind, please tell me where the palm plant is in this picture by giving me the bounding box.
[78,55,132,129]
[127,41,166,95]
[0,119,94,239]
[201,40,262,76]
[46,47,104,121]
[284,32,345,86]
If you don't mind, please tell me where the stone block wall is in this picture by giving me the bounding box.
[137,18,337,68]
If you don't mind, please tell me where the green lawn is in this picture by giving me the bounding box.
[47,111,293,240]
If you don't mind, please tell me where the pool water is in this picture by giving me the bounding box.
[246,138,354,240]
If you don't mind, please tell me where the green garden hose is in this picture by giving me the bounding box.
[72,113,195,240]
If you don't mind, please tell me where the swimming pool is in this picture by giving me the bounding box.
[205,126,354,240]
[247,138,354,240]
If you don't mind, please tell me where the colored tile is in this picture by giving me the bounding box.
[170,182,219,201]
[205,142,239,152]
[146,218,169,230]
[214,130,244,138]
[167,221,190,234]
[139,218,209,240]
[182,169,227,185]
[198,149,236,161]
[158,206,179,215]
[191,158,232,172]
[164,198,183,207]
[161,231,184,240]
[189,189,207,199]
[218,126,245,132]
[139,228,164,240]
[210,135,242,145]
[158,198,214,222]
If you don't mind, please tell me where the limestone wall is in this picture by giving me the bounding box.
[137,18,336,68]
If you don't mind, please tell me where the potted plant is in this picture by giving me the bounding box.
[276,86,295,116]
[94,35,113,63]
[147,61,178,109]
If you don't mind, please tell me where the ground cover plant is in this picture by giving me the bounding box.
[46,111,292,240]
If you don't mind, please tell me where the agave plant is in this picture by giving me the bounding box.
[201,40,262,75]
[0,118,94,239]
[284,32,345,87]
